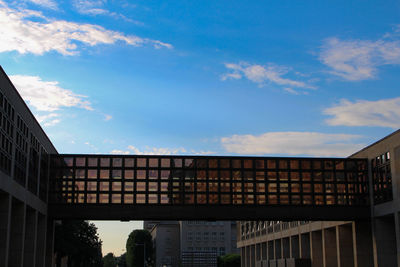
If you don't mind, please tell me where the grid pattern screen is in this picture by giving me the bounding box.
[49,155,369,206]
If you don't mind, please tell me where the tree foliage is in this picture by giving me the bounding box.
[54,220,102,267]
[126,230,153,267]
[103,253,117,267]
[218,253,241,267]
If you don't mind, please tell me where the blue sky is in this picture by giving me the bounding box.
[1,0,399,255]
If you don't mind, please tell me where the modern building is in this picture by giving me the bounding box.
[0,67,57,267]
[148,220,238,267]
[238,130,400,267]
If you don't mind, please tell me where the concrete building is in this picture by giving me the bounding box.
[0,67,58,267]
[150,221,181,267]
[148,220,239,267]
[238,130,400,267]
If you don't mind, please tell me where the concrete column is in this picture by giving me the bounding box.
[323,227,338,267]
[246,245,250,267]
[311,230,323,267]
[262,242,267,260]
[268,240,274,260]
[45,218,55,267]
[251,244,255,267]
[372,216,397,267]
[23,208,37,267]
[283,237,290,258]
[9,199,26,267]
[291,235,300,259]
[0,193,11,267]
[241,247,245,267]
[256,243,261,261]
[301,233,311,259]
[395,212,400,267]
[337,224,354,267]
[35,213,46,267]
[352,221,373,267]
[275,239,282,259]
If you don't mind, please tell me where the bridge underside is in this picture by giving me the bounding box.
[49,204,370,221]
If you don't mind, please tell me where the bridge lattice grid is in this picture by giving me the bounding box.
[48,155,370,221]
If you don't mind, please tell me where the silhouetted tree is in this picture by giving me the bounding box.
[117,253,127,267]
[218,253,241,267]
[55,220,102,267]
[103,253,117,267]
[126,230,153,267]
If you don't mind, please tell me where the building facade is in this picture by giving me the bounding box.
[238,130,400,267]
[0,67,58,267]
[148,220,239,267]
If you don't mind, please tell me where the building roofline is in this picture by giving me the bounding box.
[348,129,400,158]
[0,65,58,154]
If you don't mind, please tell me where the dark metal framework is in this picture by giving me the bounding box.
[371,152,393,204]
[49,154,369,208]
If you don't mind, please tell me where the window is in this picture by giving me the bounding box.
[187,232,193,241]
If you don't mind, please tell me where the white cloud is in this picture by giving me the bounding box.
[25,0,57,9]
[104,114,112,121]
[35,113,60,126]
[110,146,216,155]
[324,97,400,129]
[319,37,400,81]
[73,0,108,15]
[9,75,92,112]
[221,131,364,157]
[221,62,316,90]
[0,1,172,55]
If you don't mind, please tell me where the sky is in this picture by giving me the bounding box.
[0,0,400,256]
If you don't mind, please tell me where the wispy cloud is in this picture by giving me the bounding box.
[0,1,172,55]
[221,131,364,157]
[25,0,58,10]
[324,97,400,129]
[221,62,316,91]
[319,37,400,81]
[72,0,143,25]
[9,75,92,112]
[9,74,94,127]
[35,113,60,126]
[111,145,215,155]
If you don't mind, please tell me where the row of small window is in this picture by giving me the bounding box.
[15,132,28,153]
[56,168,367,183]
[57,156,366,171]
[187,231,225,241]
[16,115,29,138]
[56,192,367,205]
[56,180,367,195]
[0,151,11,175]
[0,113,14,138]
[186,247,225,254]
[0,93,15,122]
[0,132,12,155]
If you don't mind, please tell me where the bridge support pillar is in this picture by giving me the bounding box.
[311,230,323,267]
[337,224,354,267]
[323,227,338,267]
[352,220,373,267]
[0,193,11,267]
[23,207,37,267]
[45,219,55,267]
[268,240,274,260]
[300,232,310,259]
[35,213,46,267]
[291,235,300,259]
[9,198,26,267]
[372,216,397,267]
[274,239,282,259]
